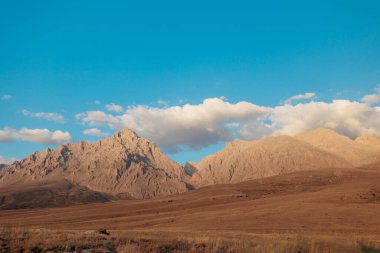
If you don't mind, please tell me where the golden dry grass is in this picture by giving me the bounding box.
[1,227,380,253]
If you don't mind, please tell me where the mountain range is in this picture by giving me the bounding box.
[1,127,380,209]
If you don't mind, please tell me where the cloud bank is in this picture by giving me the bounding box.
[0,127,71,145]
[77,98,271,152]
[270,100,380,138]
[76,95,380,153]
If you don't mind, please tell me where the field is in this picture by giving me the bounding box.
[1,168,380,252]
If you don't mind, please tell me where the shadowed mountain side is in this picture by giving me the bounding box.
[0,180,116,210]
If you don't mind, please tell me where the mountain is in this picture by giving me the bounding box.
[2,127,380,209]
[0,128,189,200]
[355,135,380,149]
[190,128,380,187]
[295,128,380,166]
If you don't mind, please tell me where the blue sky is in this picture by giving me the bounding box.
[1,1,380,164]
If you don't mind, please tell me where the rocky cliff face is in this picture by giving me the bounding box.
[0,128,188,199]
[190,128,380,187]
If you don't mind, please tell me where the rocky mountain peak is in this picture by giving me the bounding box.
[0,128,188,199]
[113,128,141,144]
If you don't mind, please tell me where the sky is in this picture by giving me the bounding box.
[1,1,380,165]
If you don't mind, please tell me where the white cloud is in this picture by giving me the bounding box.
[1,94,12,101]
[77,98,271,152]
[83,128,109,137]
[0,127,71,145]
[94,100,102,105]
[22,109,65,123]
[80,110,124,129]
[106,103,123,112]
[74,85,380,153]
[0,155,17,165]
[361,94,380,104]
[284,92,316,104]
[237,99,380,140]
[269,100,380,138]
[361,84,380,104]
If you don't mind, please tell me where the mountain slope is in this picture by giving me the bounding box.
[355,135,380,148]
[190,128,380,187]
[0,128,188,199]
[295,128,380,166]
[190,134,352,187]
